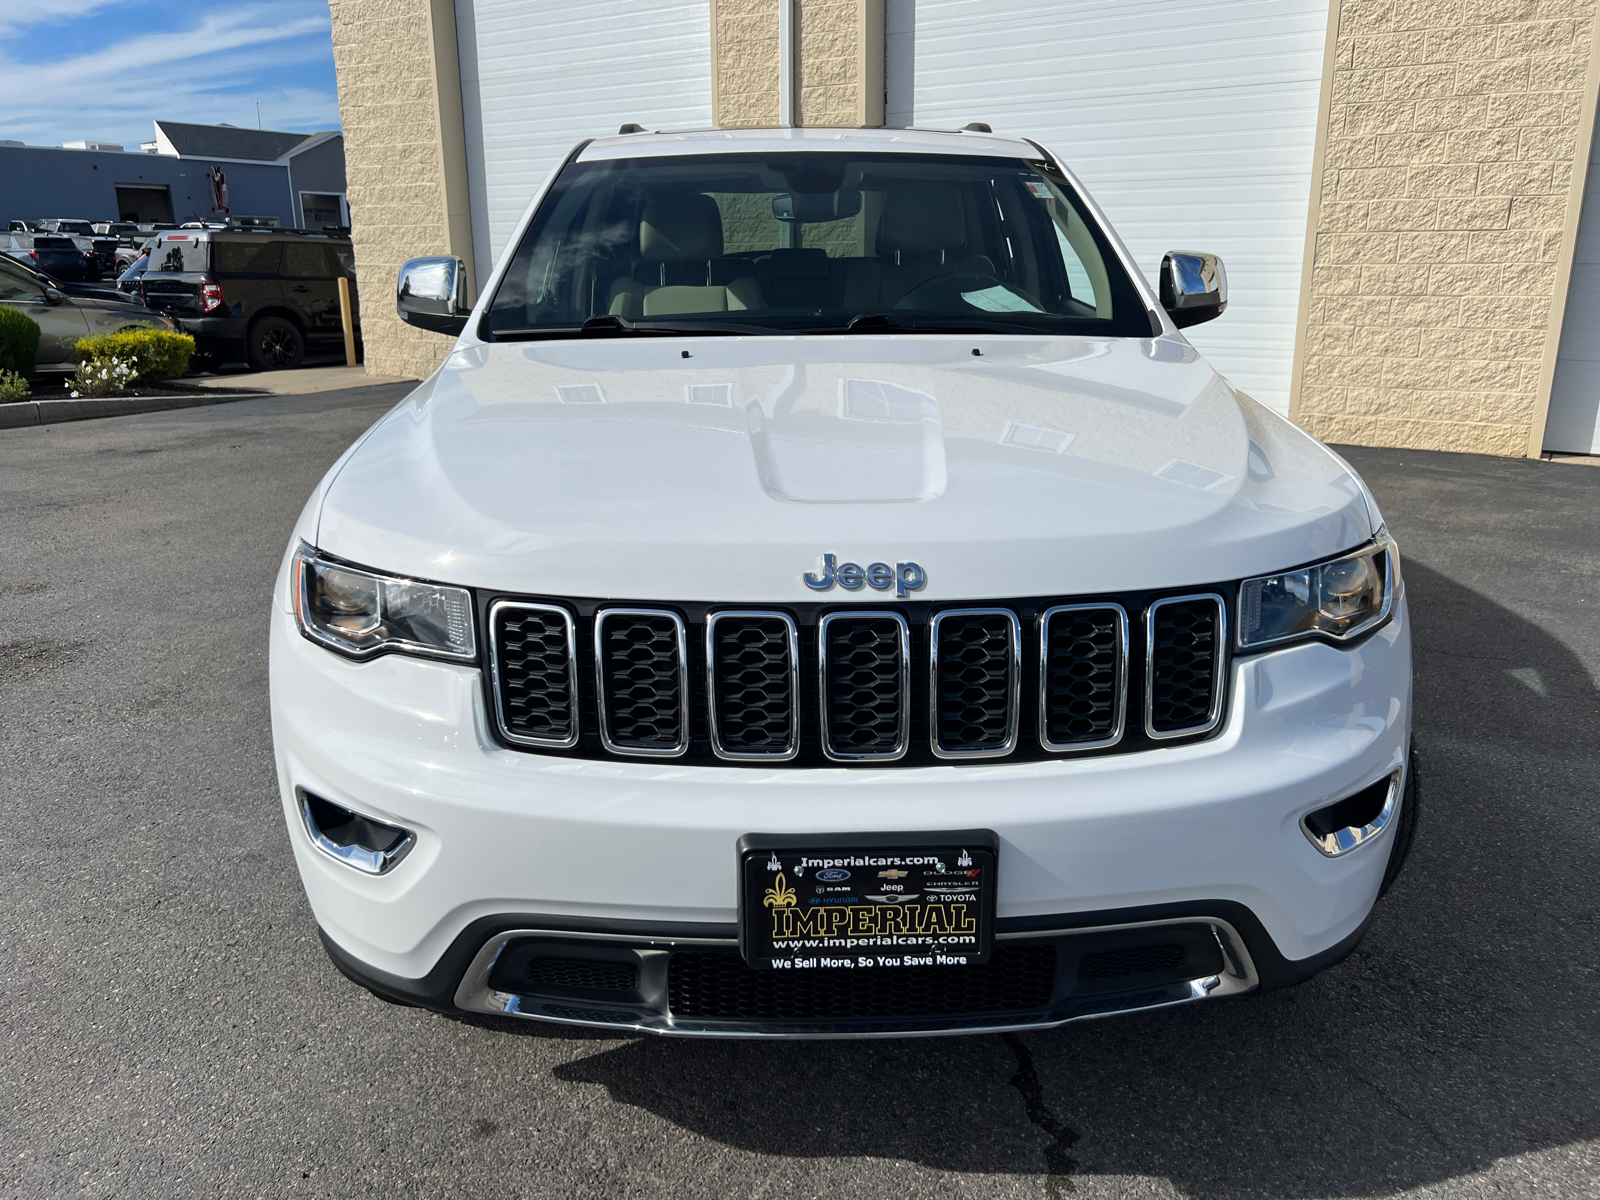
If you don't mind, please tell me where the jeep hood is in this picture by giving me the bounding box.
[316,336,1375,601]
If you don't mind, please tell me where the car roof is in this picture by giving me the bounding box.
[577,125,1043,163]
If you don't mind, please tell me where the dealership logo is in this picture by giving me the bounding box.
[878,869,910,880]
[804,554,925,598]
[815,868,850,881]
[763,874,798,909]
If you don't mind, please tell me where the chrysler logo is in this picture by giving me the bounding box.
[804,554,926,598]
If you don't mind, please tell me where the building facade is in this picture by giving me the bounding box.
[0,122,347,234]
[330,0,1600,458]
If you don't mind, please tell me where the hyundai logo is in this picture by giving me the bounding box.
[804,554,925,598]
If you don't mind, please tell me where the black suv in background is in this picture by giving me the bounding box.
[140,229,360,370]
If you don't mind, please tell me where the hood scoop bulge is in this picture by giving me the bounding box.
[748,369,948,504]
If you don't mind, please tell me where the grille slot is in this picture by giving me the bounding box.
[595,609,689,756]
[668,946,1057,1020]
[1146,594,1226,738]
[525,958,638,993]
[930,608,1020,758]
[818,612,910,761]
[1078,943,1185,980]
[707,612,799,760]
[490,602,578,748]
[1039,604,1126,751]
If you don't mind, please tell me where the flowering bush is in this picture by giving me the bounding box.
[71,354,138,398]
[75,329,195,384]
[0,368,28,402]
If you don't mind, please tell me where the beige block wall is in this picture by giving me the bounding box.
[1292,0,1600,456]
[329,0,474,382]
[713,0,884,128]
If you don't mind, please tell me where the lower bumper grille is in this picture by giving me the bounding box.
[667,946,1058,1020]
[456,917,1260,1037]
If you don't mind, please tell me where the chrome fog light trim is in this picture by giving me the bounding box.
[297,787,415,876]
[1301,769,1402,858]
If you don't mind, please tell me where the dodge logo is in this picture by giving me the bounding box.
[804,554,925,598]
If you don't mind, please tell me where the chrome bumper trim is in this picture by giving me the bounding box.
[452,916,1259,1039]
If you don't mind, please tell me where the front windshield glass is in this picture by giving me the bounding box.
[482,152,1154,339]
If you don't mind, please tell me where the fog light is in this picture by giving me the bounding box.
[297,788,414,875]
[1301,772,1400,857]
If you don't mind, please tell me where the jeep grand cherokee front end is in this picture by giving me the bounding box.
[270,126,1414,1037]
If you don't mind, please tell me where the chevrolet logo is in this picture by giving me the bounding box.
[878,869,910,879]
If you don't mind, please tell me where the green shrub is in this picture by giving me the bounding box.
[0,306,41,378]
[76,329,195,383]
[0,368,29,402]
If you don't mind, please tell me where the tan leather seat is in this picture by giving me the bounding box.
[839,184,988,309]
[607,195,763,318]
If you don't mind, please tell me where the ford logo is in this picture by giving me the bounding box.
[815,868,851,881]
[804,554,925,598]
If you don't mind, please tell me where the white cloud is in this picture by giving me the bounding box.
[0,0,124,36]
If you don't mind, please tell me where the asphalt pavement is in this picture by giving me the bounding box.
[1,389,1596,1198]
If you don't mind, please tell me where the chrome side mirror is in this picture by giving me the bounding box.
[397,255,470,336]
[1159,251,1226,329]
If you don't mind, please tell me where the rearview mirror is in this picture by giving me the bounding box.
[43,287,64,305]
[397,256,470,336]
[1159,251,1226,329]
[772,189,862,223]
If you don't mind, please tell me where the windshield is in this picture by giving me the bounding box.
[482,152,1153,339]
[55,221,93,236]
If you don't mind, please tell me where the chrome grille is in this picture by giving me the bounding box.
[1039,604,1126,751]
[930,609,1020,758]
[485,590,1232,766]
[1146,594,1225,738]
[595,609,688,756]
[706,612,799,760]
[490,602,578,747]
[819,612,909,761]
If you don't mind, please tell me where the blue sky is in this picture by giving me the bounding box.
[0,0,341,150]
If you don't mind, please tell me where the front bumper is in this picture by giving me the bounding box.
[270,592,1412,1036]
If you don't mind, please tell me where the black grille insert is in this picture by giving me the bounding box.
[597,610,687,754]
[668,946,1058,1020]
[820,613,908,760]
[525,958,638,993]
[931,609,1018,756]
[1078,943,1186,980]
[708,613,798,758]
[1040,604,1125,750]
[492,603,578,746]
[1147,596,1224,735]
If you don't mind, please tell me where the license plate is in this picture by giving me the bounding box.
[738,831,998,970]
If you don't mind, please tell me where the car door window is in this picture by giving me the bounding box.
[0,270,45,301]
[281,243,331,279]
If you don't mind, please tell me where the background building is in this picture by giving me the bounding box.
[329,0,1600,459]
[0,121,347,233]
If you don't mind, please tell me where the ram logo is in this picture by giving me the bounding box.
[804,554,925,598]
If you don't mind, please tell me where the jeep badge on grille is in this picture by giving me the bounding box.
[804,554,925,598]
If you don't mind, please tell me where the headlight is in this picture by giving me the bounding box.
[293,543,476,662]
[1237,530,1399,650]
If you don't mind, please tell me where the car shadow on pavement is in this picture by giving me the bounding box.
[516,559,1600,1196]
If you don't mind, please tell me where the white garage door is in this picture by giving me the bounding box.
[886,0,1329,414]
[1544,122,1600,453]
[456,0,713,283]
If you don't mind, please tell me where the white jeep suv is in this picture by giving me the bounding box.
[270,126,1413,1037]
